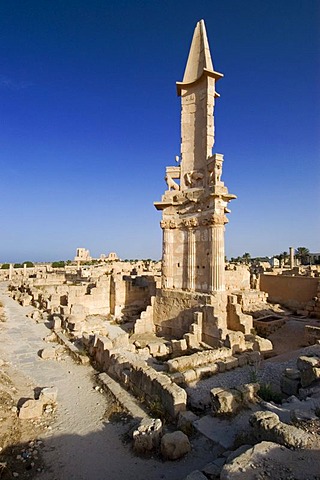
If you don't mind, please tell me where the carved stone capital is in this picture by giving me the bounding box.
[209,213,228,225]
[160,219,177,229]
[182,217,198,228]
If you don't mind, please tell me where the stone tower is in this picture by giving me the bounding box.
[155,20,236,294]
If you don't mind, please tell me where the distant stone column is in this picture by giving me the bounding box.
[209,223,225,292]
[161,222,174,289]
[187,228,196,290]
[290,247,295,269]
[23,263,27,279]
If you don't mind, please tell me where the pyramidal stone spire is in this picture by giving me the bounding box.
[176,20,223,185]
[182,19,214,83]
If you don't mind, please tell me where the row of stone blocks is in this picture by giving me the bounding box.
[84,334,187,419]
[170,351,261,385]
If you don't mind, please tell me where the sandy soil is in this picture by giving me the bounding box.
[0,284,213,480]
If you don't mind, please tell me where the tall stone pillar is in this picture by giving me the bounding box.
[23,263,27,279]
[187,228,195,290]
[209,223,225,292]
[289,246,295,269]
[161,222,174,289]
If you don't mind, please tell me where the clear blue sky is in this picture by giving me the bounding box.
[0,0,319,262]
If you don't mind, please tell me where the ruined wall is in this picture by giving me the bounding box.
[225,266,250,291]
[152,289,228,345]
[110,275,156,319]
[260,274,318,310]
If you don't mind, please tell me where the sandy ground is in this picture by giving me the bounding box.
[0,284,214,480]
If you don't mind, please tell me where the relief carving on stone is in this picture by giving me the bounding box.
[208,158,223,186]
[184,170,204,188]
[165,173,180,191]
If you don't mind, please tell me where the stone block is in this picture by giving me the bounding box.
[211,388,241,415]
[171,339,188,353]
[39,386,58,404]
[40,347,58,360]
[177,410,199,436]
[236,383,259,404]
[161,431,191,460]
[133,418,162,454]
[216,361,226,373]
[52,316,62,331]
[253,335,273,352]
[224,356,238,370]
[18,399,43,420]
[184,333,199,349]
[197,364,219,379]
[170,372,184,384]
[182,369,197,384]
[225,331,246,354]
[158,343,169,356]
[237,354,248,367]
[297,355,319,371]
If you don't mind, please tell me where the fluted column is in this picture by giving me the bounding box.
[209,223,225,292]
[161,222,174,289]
[187,228,196,290]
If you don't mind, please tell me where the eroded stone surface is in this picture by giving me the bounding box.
[161,431,191,460]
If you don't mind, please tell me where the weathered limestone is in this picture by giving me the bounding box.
[161,431,191,460]
[39,386,58,404]
[211,383,259,415]
[297,354,320,387]
[133,418,162,453]
[250,411,314,449]
[18,399,44,420]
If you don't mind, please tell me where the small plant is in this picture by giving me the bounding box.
[258,382,283,404]
[148,396,166,420]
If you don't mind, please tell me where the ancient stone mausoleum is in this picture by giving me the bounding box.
[155,19,236,294]
[150,20,259,342]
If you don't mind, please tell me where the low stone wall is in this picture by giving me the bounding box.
[88,336,187,419]
[260,274,318,310]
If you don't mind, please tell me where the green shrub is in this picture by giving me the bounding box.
[1,264,10,269]
[52,261,65,268]
[22,261,34,267]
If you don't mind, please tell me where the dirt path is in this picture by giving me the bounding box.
[0,284,213,480]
